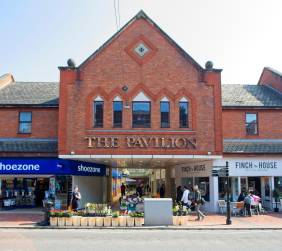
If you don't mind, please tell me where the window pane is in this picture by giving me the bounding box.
[94,101,104,127]
[19,122,31,133]
[246,113,258,135]
[20,112,32,122]
[160,101,170,128]
[113,101,123,127]
[132,102,151,128]
[179,102,188,127]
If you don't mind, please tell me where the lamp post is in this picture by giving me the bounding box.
[226,166,232,225]
[212,161,231,225]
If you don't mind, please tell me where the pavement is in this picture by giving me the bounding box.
[1,209,282,229]
[0,229,282,251]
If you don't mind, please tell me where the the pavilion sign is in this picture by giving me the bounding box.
[85,136,197,149]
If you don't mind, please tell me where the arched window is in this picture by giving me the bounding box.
[113,96,123,128]
[132,92,151,128]
[179,97,189,128]
[160,97,170,128]
[93,96,104,127]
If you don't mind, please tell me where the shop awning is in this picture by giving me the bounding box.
[0,158,106,176]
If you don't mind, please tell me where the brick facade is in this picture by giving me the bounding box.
[222,109,282,139]
[58,15,222,156]
[0,108,58,139]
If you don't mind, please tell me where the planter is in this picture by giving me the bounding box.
[134,217,144,227]
[65,217,73,226]
[72,216,82,227]
[57,217,66,227]
[88,217,96,227]
[49,217,58,227]
[96,217,104,227]
[119,216,127,227]
[104,217,112,227]
[127,217,135,227]
[172,216,180,226]
[80,217,89,227]
[112,217,119,227]
[180,216,189,226]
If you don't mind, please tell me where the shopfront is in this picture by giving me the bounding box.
[0,158,106,210]
[214,157,282,210]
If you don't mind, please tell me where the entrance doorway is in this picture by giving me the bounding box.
[248,177,261,196]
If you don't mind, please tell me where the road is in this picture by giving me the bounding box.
[0,229,282,251]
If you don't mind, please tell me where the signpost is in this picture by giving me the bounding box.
[212,161,231,225]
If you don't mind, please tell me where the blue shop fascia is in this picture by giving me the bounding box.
[0,158,107,210]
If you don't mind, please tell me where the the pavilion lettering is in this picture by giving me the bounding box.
[85,136,197,149]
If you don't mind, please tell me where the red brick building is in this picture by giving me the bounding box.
[0,11,282,212]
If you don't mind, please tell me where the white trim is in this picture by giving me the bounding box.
[59,154,222,160]
[179,97,188,102]
[94,96,103,101]
[113,96,122,101]
[133,91,150,102]
[160,97,169,102]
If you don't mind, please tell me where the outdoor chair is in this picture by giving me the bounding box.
[218,200,227,214]
[232,202,245,216]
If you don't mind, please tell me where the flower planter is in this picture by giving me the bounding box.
[95,217,104,227]
[65,217,73,226]
[57,217,66,227]
[104,217,112,227]
[134,218,144,227]
[49,217,58,227]
[180,216,188,226]
[119,216,127,227]
[72,216,82,227]
[127,217,135,227]
[172,216,180,226]
[112,217,119,227]
[80,217,89,227]
[88,217,96,227]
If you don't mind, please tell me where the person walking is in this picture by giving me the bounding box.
[194,185,205,221]
[120,183,126,197]
[181,186,190,207]
[159,184,165,198]
[71,185,81,212]
[176,186,183,203]
[244,192,254,217]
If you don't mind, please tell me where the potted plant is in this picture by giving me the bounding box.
[273,189,281,212]
[80,212,89,227]
[72,211,82,227]
[64,211,73,226]
[54,211,64,227]
[104,207,112,227]
[127,213,135,227]
[49,211,58,227]
[172,205,180,226]
[179,206,189,226]
[119,212,127,227]
[133,212,144,227]
[112,212,119,227]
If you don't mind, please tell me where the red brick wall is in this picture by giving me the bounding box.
[0,107,58,138]
[222,109,282,139]
[59,18,222,156]
[258,68,282,93]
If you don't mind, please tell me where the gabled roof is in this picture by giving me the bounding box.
[0,81,59,106]
[78,10,204,72]
[222,84,282,108]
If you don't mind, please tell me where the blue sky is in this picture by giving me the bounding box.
[0,0,281,84]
